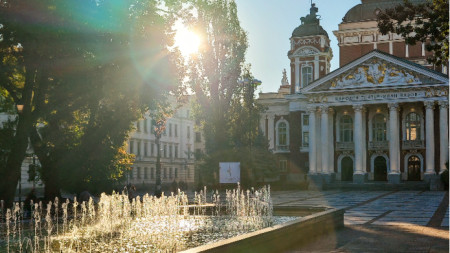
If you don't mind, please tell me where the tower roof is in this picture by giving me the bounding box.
[292,3,328,38]
[342,0,427,23]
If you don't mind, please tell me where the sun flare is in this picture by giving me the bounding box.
[174,25,200,57]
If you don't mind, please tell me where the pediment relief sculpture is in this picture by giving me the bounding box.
[330,60,422,89]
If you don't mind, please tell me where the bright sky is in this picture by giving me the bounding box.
[235,0,361,93]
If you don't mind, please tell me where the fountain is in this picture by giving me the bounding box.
[1,185,298,252]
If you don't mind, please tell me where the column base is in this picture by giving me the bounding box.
[307,174,323,190]
[388,173,401,184]
[353,173,366,184]
[322,174,332,184]
[423,173,436,183]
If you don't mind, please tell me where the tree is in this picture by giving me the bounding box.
[0,0,182,205]
[377,0,449,66]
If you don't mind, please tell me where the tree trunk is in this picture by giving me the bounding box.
[0,68,35,208]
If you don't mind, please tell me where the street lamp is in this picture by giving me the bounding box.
[16,102,24,203]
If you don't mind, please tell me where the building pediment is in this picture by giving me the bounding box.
[302,50,448,93]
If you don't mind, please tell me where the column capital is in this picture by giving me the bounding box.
[424,101,435,110]
[320,105,329,114]
[438,100,449,109]
[352,104,364,112]
[267,114,275,120]
[388,103,399,111]
[328,107,335,114]
[306,106,317,114]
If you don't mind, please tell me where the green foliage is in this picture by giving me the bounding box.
[0,0,182,197]
[377,0,449,66]
[181,0,278,186]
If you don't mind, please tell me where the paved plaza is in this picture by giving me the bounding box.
[271,190,449,252]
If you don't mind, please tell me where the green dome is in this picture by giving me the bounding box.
[343,0,427,23]
[292,23,328,38]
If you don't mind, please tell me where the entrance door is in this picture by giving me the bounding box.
[341,157,353,181]
[374,156,387,181]
[408,156,421,181]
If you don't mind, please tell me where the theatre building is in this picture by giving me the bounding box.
[258,1,449,186]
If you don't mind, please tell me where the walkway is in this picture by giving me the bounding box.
[270,190,449,252]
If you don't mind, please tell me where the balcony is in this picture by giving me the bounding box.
[275,145,290,153]
[369,141,389,150]
[402,140,425,150]
[336,142,354,151]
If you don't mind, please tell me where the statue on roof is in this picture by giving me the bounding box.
[300,3,320,25]
[281,69,289,86]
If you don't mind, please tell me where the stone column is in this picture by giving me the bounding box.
[316,111,322,173]
[328,107,335,175]
[295,58,300,91]
[307,106,317,175]
[438,101,449,173]
[321,105,329,179]
[388,103,400,183]
[424,101,435,175]
[314,56,319,80]
[267,115,275,150]
[353,104,365,183]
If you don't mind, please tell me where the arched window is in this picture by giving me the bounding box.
[339,115,353,142]
[302,66,313,87]
[405,112,421,140]
[372,114,387,141]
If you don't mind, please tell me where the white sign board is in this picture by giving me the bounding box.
[219,162,240,184]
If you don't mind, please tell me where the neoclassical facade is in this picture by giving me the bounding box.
[258,2,449,185]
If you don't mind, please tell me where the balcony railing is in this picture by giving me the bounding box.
[402,140,425,149]
[369,141,389,150]
[336,142,354,151]
[275,145,290,152]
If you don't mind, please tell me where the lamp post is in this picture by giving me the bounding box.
[16,103,24,203]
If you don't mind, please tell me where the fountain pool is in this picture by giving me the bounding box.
[1,185,300,252]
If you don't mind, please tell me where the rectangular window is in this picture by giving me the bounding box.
[169,144,173,158]
[175,124,178,137]
[151,142,154,156]
[188,146,191,159]
[129,140,134,154]
[187,126,191,139]
[144,142,148,157]
[137,141,141,156]
[137,167,141,179]
[169,168,173,179]
[302,114,309,126]
[301,65,313,87]
[144,167,148,179]
[195,149,201,160]
[175,168,178,178]
[163,168,167,179]
[163,127,167,136]
[175,144,178,158]
[195,132,201,142]
[280,160,288,173]
[187,167,190,178]
[136,121,141,132]
[164,144,167,158]
[169,123,172,137]
[144,119,148,133]
[129,168,134,179]
[302,132,309,147]
[151,168,154,179]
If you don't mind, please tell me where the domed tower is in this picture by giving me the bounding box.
[333,0,436,70]
[288,3,332,94]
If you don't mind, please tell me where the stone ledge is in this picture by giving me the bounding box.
[181,207,345,253]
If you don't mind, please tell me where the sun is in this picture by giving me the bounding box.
[174,24,200,57]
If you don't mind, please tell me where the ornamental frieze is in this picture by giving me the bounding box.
[330,59,423,89]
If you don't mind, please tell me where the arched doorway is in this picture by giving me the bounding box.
[408,156,421,181]
[374,156,387,181]
[341,157,353,181]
